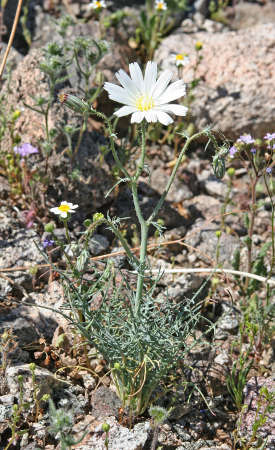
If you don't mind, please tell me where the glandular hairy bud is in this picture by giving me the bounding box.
[11,110,21,121]
[93,212,104,222]
[195,41,203,51]
[58,93,89,114]
[94,71,104,86]
[213,153,226,179]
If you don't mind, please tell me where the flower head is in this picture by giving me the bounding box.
[88,0,106,9]
[14,143,39,157]
[43,239,55,249]
[155,0,167,11]
[264,132,275,140]
[104,61,188,125]
[50,201,78,219]
[229,146,238,158]
[237,134,255,145]
[250,147,257,154]
[174,53,190,68]
[266,167,272,174]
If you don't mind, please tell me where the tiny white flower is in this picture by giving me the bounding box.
[155,0,167,11]
[104,61,188,126]
[88,0,106,10]
[174,53,190,68]
[50,201,78,219]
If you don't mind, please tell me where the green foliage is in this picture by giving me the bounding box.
[48,399,87,450]
[61,267,203,415]
[226,352,253,411]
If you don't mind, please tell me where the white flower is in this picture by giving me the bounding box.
[155,0,167,11]
[88,0,106,9]
[50,201,78,219]
[104,61,188,126]
[174,53,190,68]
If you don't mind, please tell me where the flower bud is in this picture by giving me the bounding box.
[58,93,89,114]
[29,362,36,371]
[102,423,110,433]
[44,222,55,233]
[227,167,235,178]
[195,41,203,51]
[84,219,92,228]
[93,212,104,222]
[11,110,21,121]
[113,362,121,370]
[215,230,222,238]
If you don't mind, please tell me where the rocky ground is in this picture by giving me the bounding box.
[0,1,274,449]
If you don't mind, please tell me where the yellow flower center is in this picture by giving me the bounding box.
[136,95,154,111]
[95,1,101,7]
[58,204,70,213]
[176,54,184,60]
[157,3,164,10]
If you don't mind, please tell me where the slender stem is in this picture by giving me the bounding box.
[147,130,205,225]
[63,219,71,245]
[245,174,259,289]
[263,174,275,276]
[0,0,24,79]
[132,123,148,315]
[90,109,131,180]
[72,114,87,161]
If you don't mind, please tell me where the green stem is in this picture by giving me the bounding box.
[147,130,205,225]
[132,123,148,315]
[263,174,275,277]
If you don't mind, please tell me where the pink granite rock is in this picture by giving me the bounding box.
[155,23,275,139]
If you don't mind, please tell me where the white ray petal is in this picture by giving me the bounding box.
[115,69,140,97]
[114,106,137,117]
[131,111,145,123]
[157,80,186,104]
[157,104,188,116]
[152,70,173,98]
[144,61,157,95]
[129,63,144,91]
[156,111,173,125]
[145,110,158,122]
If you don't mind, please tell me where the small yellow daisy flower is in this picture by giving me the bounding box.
[155,0,167,11]
[88,0,106,10]
[175,53,190,67]
[50,201,78,219]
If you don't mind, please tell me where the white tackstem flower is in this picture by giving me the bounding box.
[50,201,78,219]
[104,61,188,126]
[155,0,167,11]
[175,53,190,67]
[88,0,106,9]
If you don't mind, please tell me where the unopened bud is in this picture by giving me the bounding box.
[44,222,55,233]
[113,362,121,370]
[215,230,222,238]
[102,423,110,433]
[227,167,235,178]
[84,219,92,228]
[195,41,203,51]
[29,363,36,371]
[11,110,21,121]
[58,93,89,114]
[93,212,104,222]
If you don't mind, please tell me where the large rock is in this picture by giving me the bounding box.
[155,23,275,139]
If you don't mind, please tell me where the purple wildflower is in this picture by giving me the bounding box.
[264,133,275,140]
[229,146,238,158]
[43,239,55,249]
[237,134,255,145]
[266,167,272,174]
[14,143,39,158]
[250,148,257,154]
